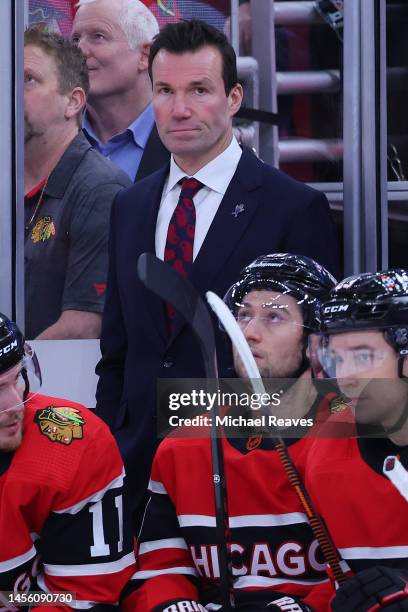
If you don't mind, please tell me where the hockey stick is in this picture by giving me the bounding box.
[137,253,234,610]
[206,291,348,586]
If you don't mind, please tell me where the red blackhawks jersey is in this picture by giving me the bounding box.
[305,433,408,578]
[124,396,341,611]
[0,393,135,611]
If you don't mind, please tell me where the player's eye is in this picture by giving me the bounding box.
[236,310,252,323]
[265,312,282,323]
[333,354,343,365]
[353,350,374,366]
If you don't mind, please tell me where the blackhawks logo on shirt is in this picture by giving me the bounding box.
[34,405,85,445]
[31,216,56,243]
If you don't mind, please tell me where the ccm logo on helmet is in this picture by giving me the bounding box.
[323,305,349,314]
[0,339,18,356]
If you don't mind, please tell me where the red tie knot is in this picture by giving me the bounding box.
[178,177,204,199]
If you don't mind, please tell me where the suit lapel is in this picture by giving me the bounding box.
[167,148,264,343]
[136,166,169,345]
[136,125,170,182]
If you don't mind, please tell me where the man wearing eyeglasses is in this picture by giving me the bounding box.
[305,270,408,612]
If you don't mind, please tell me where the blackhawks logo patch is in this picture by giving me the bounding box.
[34,406,85,445]
[330,395,349,414]
[31,216,56,243]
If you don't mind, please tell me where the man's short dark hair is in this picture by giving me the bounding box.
[148,19,238,94]
[24,27,89,96]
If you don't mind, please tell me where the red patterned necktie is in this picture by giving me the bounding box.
[164,177,204,329]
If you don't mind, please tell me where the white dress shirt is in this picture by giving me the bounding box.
[155,137,243,261]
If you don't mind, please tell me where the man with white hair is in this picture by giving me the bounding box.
[72,0,169,181]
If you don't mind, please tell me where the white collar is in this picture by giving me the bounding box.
[164,137,242,198]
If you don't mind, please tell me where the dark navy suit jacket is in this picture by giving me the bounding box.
[95,147,340,511]
[135,125,169,181]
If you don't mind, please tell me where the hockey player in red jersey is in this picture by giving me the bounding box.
[0,313,136,610]
[122,254,339,611]
[306,269,408,611]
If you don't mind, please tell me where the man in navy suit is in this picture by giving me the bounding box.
[96,19,340,524]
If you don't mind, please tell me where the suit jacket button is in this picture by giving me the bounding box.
[163,361,173,368]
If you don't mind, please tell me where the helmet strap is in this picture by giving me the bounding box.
[21,367,30,401]
[380,354,408,435]
[295,348,310,379]
[398,352,408,379]
[384,398,408,436]
[278,349,310,394]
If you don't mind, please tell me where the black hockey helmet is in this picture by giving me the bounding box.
[0,313,25,375]
[224,254,337,379]
[224,253,337,332]
[0,313,42,404]
[318,269,408,377]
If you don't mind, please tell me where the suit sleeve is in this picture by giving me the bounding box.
[95,192,127,429]
[285,191,341,279]
[121,449,200,611]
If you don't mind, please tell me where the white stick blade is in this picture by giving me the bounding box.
[205,291,266,395]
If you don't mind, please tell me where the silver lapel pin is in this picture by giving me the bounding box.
[232,204,245,218]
